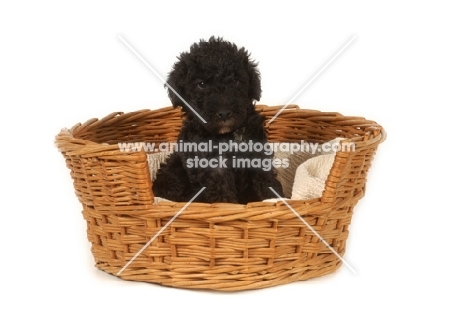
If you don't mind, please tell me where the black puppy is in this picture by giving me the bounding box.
[153,37,284,203]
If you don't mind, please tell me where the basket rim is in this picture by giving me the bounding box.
[55,104,386,155]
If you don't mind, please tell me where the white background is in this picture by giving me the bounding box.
[1,1,467,309]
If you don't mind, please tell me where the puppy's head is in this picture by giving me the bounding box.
[166,36,261,134]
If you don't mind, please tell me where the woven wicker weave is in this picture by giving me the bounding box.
[55,105,385,291]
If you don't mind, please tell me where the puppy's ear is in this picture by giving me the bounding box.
[246,59,262,101]
[166,55,188,109]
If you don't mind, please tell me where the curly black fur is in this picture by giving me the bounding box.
[153,37,284,203]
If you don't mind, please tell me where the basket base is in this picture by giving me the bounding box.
[95,253,344,291]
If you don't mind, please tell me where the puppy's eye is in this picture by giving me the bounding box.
[198,81,207,89]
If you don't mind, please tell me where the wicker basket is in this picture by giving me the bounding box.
[55,104,385,291]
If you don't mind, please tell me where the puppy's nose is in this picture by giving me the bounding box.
[217,110,233,120]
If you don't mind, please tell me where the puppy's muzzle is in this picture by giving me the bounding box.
[217,109,233,121]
